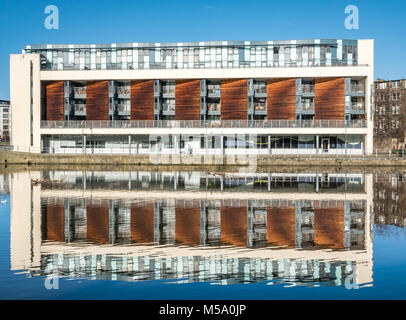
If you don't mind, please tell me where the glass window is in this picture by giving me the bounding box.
[330,137,337,149]
[283,137,291,148]
[291,136,298,148]
[392,92,400,101]
[392,81,400,88]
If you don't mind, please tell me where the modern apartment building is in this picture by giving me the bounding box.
[373,78,406,151]
[0,100,10,143]
[10,39,374,155]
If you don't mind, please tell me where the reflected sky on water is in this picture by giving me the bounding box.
[0,169,405,299]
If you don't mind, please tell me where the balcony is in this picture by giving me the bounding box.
[207,85,221,98]
[39,58,362,71]
[116,87,130,99]
[254,103,267,114]
[350,103,365,114]
[40,119,367,129]
[254,85,267,97]
[162,103,175,114]
[73,87,86,99]
[300,102,315,113]
[207,103,221,114]
[302,85,315,95]
[351,84,365,96]
[117,104,130,116]
[162,85,175,98]
[73,104,86,116]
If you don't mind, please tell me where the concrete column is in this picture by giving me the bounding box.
[268,173,271,191]
[268,135,271,155]
[108,201,116,245]
[154,202,160,244]
[221,135,224,155]
[316,135,319,155]
[128,172,131,190]
[344,202,351,249]
[295,201,302,248]
[345,133,348,156]
[83,135,86,154]
[316,173,319,192]
[128,135,131,154]
[220,175,224,191]
[247,204,253,248]
[200,200,207,246]
[64,198,71,243]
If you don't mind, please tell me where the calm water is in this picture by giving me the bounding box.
[0,169,405,299]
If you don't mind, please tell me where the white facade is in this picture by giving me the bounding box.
[10,39,374,155]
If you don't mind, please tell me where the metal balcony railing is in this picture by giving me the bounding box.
[302,85,315,94]
[207,86,221,95]
[351,103,364,110]
[39,59,362,71]
[301,103,315,111]
[40,119,368,129]
[73,87,86,96]
[254,103,267,112]
[254,86,267,94]
[73,104,86,114]
[162,103,175,112]
[207,103,221,112]
[117,104,130,115]
[162,86,175,95]
[116,87,130,96]
[351,84,365,94]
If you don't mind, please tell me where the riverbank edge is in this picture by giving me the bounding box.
[1,151,406,169]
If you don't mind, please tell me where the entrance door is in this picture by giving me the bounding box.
[321,138,329,153]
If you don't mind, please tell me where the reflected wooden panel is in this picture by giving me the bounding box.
[314,201,344,249]
[45,81,64,121]
[46,203,65,242]
[220,201,247,246]
[86,81,109,120]
[175,80,200,120]
[267,206,295,247]
[86,202,109,244]
[221,79,247,120]
[267,79,296,120]
[175,200,200,246]
[314,78,345,120]
[130,201,154,243]
[131,80,154,120]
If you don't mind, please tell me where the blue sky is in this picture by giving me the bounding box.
[0,0,405,100]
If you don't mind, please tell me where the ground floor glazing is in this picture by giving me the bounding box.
[41,134,364,155]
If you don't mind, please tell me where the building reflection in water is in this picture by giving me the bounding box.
[9,170,374,287]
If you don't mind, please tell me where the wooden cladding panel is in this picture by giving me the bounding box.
[220,202,247,246]
[267,79,296,120]
[131,80,154,120]
[46,204,65,242]
[267,207,295,247]
[175,200,200,246]
[86,81,109,120]
[175,80,201,120]
[45,81,64,121]
[86,203,109,244]
[221,79,247,120]
[314,78,345,120]
[130,201,154,243]
[314,203,344,249]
